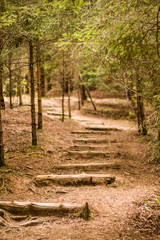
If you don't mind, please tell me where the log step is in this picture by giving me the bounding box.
[71,131,110,135]
[85,126,119,131]
[67,150,113,158]
[54,162,120,171]
[0,201,90,220]
[47,111,69,117]
[44,107,56,111]
[69,145,107,151]
[73,139,108,144]
[83,122,104,125]
[35,173,115,186]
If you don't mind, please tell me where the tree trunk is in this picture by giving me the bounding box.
[18,76,23,106]
[79,74,97,111]
[37,44,42,129]
[80,85,85,106]
[0,51,4,166]
[62,53,65,122]
[29,41,37,145]
[136,78,147,135]
[78,87,81,110]
[40,66,45,97]
[0,102,4,167]
[8,55,13,109]
[68,77,71,118]
[0,60,5,109]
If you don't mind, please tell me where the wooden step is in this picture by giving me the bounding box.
[35,173,115,186]
[44,107,57,111]
[73,138,108,144]
[69,145,107,151]
[71,131,110,135]
[85,126,119,131]
[47,111,69,117]
[0,201,90,220]
[67,150,113,158]
[54,162,120,171]
[83,122,104,125]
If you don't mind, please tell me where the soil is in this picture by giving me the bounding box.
[0,92,159,240]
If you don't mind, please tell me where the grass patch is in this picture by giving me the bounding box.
[0,163,15,171]
[25,145,43,152]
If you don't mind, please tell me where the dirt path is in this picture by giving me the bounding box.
[0,95,159,240]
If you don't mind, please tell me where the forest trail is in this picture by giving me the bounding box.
[0,94,159,240]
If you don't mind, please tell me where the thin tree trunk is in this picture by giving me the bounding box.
[78,86,81,110]
[8,55,13,109]
[40,66,45,97]
[79,74,97,111]
[29,41,37,145]
[68,77,71,118]
[136,78,147,135]
[0,104,4,167]
[0,59,5,109]
[136,95,141,133]
[62,53,65,122]
[0,42,4,166]
[18,76,23,106]
[37,44,42,129]
[80,85,85,106]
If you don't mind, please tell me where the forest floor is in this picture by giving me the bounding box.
[0,92,160,240]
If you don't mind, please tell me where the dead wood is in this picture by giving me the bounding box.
[73,138,108,144]
[71,131,110,135]
[0,201,90,219]
[35,173,115,186]
[67,150,113,158]
[54,162,120,171]
[10,215,28,221]
[69,145,108,151]
[47,111,69,117]
[19,219,43,227]
[85,126,120,131]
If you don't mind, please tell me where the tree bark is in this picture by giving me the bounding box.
[136,78,147,135]
[62,52,65,122]
[68,77,71,118]
[0,41,4,166]
[8,55,13,109]
[79,74,97,111]
[18,76,23,106]
[0,104,4,167]
[37,44,42,129]
[40,66,45,97]
[78,87,81,110]
[29,41,37,145]
[0,59,5,109]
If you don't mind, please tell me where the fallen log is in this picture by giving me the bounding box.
[35,173,115,186]
[73,138,108,144]
[71,131,110,135]
[69,145,108,151]
[85,126,119,131]
[0,201,90,220]
[67,150,113,158]
[47,111,69,117]
[54,162,120,171]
